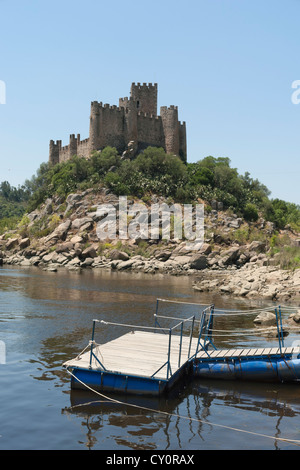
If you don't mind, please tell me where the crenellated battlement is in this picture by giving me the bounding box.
[91,101,124,112]
[137,112,161,119]
[49,83,186,165]
[160,105,178,112]
[131,82,157,89]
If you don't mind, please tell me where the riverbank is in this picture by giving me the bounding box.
[0,188,300,303]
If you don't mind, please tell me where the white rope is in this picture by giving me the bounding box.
[155,314,200,323]
[156,298,284,315]
[100,320,168,332]
[213,307,276,315]
[156,298,210,307]
[65,367,300,447]
[74,343,91,359]
[210,327,290,335]
[156,298,299,316]
[279,305,300,308]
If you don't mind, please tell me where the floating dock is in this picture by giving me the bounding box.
[63,305,205,396]
[64,330,200,395]
[63,300,300,396]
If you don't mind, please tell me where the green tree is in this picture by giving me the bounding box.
[243,203,259,222]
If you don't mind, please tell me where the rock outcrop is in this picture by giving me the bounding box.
[0,188,299,301]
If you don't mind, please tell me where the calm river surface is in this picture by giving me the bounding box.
[0,265,300,450]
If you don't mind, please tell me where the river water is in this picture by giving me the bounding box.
[0,265,300,451]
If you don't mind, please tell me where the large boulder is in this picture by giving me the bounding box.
[108,250,129,261]
[155,250,172,261]
[6,238,19,250]
[221,247,240,265]
[70,235,84,244]
[47,219,71,242]
[71,217,94,230]
[190,254,207,270]
[248,241,266,253]
[81,245,97,259]
[19,238,30,250]
[253,311,277,325]
[56,242,73,253]
[172,255,192,266]
[288,312,300,324]
[42,198,53,216]
[199,243,212,255]
[116,259,134,270]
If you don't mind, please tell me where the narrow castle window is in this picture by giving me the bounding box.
[137,100,140,109]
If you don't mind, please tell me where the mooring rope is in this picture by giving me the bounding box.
[157,298,298,316]
[65,367,300,448]
[157,298,275,315]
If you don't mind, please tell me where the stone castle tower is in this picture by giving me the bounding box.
[49,83,187,165]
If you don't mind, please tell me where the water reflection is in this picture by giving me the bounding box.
[63,383,189,450]
[63,377,300,450]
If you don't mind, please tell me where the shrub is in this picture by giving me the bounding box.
[243,203,259,222]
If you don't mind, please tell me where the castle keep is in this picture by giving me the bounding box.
[49,83,187,165]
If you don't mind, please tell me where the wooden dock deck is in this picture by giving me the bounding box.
[195,345,300,360]
[64,330,201,381]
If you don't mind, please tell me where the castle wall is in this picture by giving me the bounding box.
[89,102,125,154]
[77,137,90,158]
[59,145,70,162]
[136,113,164,151]
[101,105,125,152]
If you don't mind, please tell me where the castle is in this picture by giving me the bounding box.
[49,83,187,165]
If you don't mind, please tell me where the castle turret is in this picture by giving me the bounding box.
[130,82,158,116]
[160,106,180,156]
[89,101,102,153]
[49,140,60,165]
[179,122,187,162]
[69,134,78,157]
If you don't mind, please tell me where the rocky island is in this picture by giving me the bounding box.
[1,185,300,305]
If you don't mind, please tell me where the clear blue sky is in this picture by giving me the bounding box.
[1,0,300,204]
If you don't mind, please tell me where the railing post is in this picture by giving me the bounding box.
[166,328,172,379]
[279,305,284,348]
[178,321,183,368]
[196,310,206,357]
[154,299,159,327]
[275,308,282,354]
[89,319,96,368]
[188,315,195,359]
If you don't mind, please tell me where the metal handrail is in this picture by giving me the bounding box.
[88,300,214,379]
[153,298,215,378]
[275,306,285,354]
